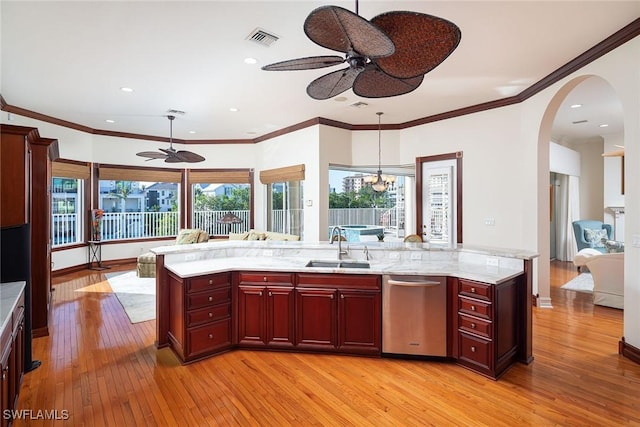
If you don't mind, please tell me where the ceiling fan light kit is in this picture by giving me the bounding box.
[262,1,461,100]
[136,115,205,163]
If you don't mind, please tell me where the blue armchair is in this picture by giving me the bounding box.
[572,220,613,253]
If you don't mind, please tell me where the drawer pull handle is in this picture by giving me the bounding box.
[259,291,263,297]
[471,346,476,353]
[268,291,272,297]
[341,294,344,299]
[471,287,476,293]
[470,323,476,329]
[330,294,334,299]
[208,334,213,339]
[208,280,213,285]
[470,305,476,311]
[208,296,213,302]
[208,312,213,318]
[263,276,267,282]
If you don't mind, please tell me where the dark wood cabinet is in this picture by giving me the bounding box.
[1,124,59,338]
[167,272,232,363]
[296,273,381,355]
[0,286,26,427]
[453,277,519,379]
[236,272,295,348]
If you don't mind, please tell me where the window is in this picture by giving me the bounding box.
[260,165,305,239]
[51,160,90,247]
[188,170,253,237]
[328,165,412,242]
[97,166,182,241]
[51,177,84,246]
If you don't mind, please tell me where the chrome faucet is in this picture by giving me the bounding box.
[330,226,348,260]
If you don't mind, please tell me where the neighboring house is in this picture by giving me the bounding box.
[145,182,178,212]
[199,183,245,198]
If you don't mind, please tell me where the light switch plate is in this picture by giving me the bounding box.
[486,256,499,267]
[410,252,422,261]
[389,252,400,260]
[263,249,274,257]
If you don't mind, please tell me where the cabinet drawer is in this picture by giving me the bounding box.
[459,332,491,371]
[13,291,25,327]
[238,272,294,285]
[187,304,230,327]
[459,296,492,320]
[459,279,491,301]
[187,273,231,293]
[458,314,492,339]
[188,318,231,357]
[187,287,231,310]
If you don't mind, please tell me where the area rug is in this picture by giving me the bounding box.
[105,271,156,323]
[560,272,594,293]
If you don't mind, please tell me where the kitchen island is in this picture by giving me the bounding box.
[153,241,537,379]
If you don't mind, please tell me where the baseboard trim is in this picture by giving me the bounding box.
[536,296,553,308]
[52,258,137,278]
[619,337,640,365]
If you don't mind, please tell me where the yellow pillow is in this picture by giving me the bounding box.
[247,230,266,241]
[264,231,300,241]
[229,231,249,240]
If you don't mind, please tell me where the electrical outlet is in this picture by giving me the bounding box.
[410,252,422,261]
[484,218,495,226]
[389,252,400,260]
[263,249,274,257]
[486,256,499,267]
[185,253,196,261]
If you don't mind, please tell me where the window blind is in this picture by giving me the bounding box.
[259,164,305,184]
[52,160,91,180]
[187,169,252,185]
[98,166,182,182]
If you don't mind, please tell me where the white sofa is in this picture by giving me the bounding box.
[574,249,624,309]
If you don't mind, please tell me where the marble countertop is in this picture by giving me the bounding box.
[165,256,524,285]
[1,281,25,337]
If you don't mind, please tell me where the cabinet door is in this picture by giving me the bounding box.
[338,290,381,355]
[1,346,10,427]
[295,288,337,350]
[266,287,295,348]
[237,285,266,346]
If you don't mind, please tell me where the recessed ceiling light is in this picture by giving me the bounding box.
[105,119,115,123]
[229,107,239,112]
[189,130,196,134]
[120,87,134,93]
[247,131,257,135]
[570,104,582,108]
[244,57,257,65]
[599,124,609,128]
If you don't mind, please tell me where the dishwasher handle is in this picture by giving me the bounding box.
[386,279,442,287]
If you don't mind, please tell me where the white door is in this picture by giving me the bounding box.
[421,160,457,247]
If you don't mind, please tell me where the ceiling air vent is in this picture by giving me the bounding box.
[247,28,279,47]
[572,119,588,124]
[350,102,369,108]
[167,109,185,115]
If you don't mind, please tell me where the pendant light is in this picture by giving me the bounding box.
[368,112,395,192]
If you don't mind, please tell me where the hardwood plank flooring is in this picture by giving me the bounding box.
[14,261,640,426]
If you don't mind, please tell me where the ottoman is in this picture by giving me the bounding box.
[137,252,156,278]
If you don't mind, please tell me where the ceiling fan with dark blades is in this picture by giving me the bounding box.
[136,115,205,163]
[261,0,461,100]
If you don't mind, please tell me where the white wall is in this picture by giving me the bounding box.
[550,141,580,177]
[566,137,605,221]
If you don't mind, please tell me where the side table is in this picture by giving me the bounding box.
[88,240,110,270]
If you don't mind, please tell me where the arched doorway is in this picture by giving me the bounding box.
[537,75,625,307]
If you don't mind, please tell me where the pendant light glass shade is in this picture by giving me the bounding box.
[369,112,395,192]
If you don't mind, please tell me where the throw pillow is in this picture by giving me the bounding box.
[602,238,624,253]
[229,231,249,240]
[176,229,204,244]
[584,228,607,248]
[247,230,266,241]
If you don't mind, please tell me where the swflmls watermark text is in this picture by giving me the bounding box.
[3,409,70,421]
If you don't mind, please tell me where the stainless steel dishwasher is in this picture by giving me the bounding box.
[382,275,447,357]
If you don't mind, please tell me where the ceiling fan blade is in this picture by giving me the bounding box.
[306,67,361,100]
[262,55,345,71]
[304,5,394,58]
[136,151,168,160]
[352,64,423,98]
[371,11,461,79]
[174,150,206,163]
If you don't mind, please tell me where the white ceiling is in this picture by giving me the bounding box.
[1,1,637,142]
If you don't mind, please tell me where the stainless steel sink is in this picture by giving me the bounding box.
[305,260,370,269]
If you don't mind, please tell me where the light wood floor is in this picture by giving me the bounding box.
[15,261,640,426]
